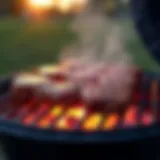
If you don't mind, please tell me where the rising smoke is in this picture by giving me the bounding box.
[59,0,135,105]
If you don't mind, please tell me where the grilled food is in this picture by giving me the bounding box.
[11,73,49,104]
[38,65,68,81]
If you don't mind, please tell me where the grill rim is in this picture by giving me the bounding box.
[0,119,160,143]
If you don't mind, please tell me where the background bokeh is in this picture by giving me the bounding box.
[0,0,159,74]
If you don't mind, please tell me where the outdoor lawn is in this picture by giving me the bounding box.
[0,17,159,75]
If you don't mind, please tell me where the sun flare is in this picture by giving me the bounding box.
[27,0,88,13]
[28,0,54,8]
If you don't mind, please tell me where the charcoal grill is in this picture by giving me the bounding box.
[0,71,159,144]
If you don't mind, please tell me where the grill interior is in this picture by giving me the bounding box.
[0,72,159,132]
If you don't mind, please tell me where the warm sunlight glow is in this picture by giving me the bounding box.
[27,0,88,13]
[71,0,89,12]
[74,0,88,6]
[56,0,88,13]
[58,0,72,13]
[28,0,54,9]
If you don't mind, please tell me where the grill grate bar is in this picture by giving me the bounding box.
[116,111,125,129]
[76,107,90,130]
[47,105,65,128]
[150,79,159,124]
[1,72,160,132]
[0,94,14,119]
[81,112,103,131]
[12,99,39,122]
[137,74,150,125]
[158,78,160,122]
[72,107,89,130]
[53,105,73,130]
[29,103,52,126]
[102,113,120,130]
[36,105,66,129]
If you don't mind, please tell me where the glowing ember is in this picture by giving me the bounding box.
[38,105,63,128]
[23,103,49,125]
[124,105,138,126]
[83,113,103,131]
[56,106,86,130]
[141,111,153,126]
[66,106,86,119]
[103,113,119,130]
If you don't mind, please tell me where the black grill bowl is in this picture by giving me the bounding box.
[0,71,160,160]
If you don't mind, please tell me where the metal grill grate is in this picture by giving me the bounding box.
[0,72,159,133]
[0,71,160,144]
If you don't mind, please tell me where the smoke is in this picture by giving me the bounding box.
[59,1,135,105]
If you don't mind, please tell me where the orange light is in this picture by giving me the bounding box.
[124,105,137,126]
[57,0,72,13]
[66,107,86,119]
[39,117,51,128]
[38,105,63,128]
[27,0,88,13]
[83,113,103,131]
[103,114,119,130]
[56,106,86,130]
[71,0,88,11]
[56,117,69,129]
[23,103,49,125]
[50,105,64,115]
[28,0,54,9]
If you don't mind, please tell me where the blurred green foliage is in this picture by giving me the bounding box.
[0,17,159,76]
[0,18,75,75]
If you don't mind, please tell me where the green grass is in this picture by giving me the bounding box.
[0,17,159,75]
[0,18,75,75]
